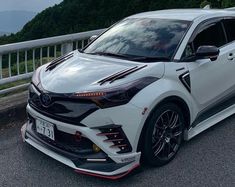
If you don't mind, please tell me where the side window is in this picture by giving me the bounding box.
[182,21,226,60]
[193,22,226,51]
[223,19,235,43]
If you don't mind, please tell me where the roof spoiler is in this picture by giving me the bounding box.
[203,5,211,9]
[202,5,235,11]
[226,7,235,11]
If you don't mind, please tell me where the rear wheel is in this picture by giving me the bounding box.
[143,103,185,166]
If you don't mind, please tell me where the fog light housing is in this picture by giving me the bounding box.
[93,144,101,153]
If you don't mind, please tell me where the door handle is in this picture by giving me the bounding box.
[228,53,235,61]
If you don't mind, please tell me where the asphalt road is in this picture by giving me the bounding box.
[0,116,234,187]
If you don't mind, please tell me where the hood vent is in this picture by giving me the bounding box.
[46,52,74,71]
[98,65,147,85]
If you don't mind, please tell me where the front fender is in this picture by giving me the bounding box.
[130,78,198,148]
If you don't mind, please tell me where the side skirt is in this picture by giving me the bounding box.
[184,104,235,140]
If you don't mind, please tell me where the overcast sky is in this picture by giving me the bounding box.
[0,0,63,13]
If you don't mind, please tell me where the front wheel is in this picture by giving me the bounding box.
[143,103,185,166]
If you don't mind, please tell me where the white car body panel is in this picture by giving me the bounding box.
[21,8,235,178]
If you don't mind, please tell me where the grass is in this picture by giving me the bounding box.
[0,78,31,98]
[0,57,54,98]
[0,78,31,91]
[0,50,63,98]
[2,57,55,78]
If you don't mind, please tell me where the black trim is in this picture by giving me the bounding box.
[176,67,185,71]
[29,103,96,126]
[92,124,122,129]
[29,84,99,126]
[179,71,191,93]
[25,126,130,172]
[77,162,130,173]
[98,65,147,85]
[46,53,74,71]
[26,123,104,159]
[192,93,235,127]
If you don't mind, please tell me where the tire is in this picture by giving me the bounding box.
[143,103,185,166]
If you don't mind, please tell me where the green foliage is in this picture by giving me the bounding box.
[0,0,234,45]
[222,0,235,8]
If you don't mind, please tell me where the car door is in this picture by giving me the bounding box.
[183,19,235,112]
[222,17,235,69]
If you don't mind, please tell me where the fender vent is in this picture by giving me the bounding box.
[179,71,191,92]
[96,125,132,154]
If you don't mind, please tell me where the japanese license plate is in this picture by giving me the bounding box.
[36,119,55,141]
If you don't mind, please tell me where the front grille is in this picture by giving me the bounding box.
[28,84,98,126]
[29,116,94,155]
[34,128,93,154]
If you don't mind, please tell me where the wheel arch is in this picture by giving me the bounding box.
[137,95,191,152]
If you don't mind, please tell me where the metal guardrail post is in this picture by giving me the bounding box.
[61,42,73,55]
[0,28,106,95]
[0,55,2,79]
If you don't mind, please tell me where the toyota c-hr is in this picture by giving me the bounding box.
[21,8,235,179]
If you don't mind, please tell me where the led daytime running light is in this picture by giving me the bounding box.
[75,92,106,97]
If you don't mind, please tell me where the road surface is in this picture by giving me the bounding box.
[0,116,234,187]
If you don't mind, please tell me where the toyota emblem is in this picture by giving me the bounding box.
[40,93,52,107]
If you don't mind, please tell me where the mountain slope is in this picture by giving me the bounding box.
[0,0,234,45]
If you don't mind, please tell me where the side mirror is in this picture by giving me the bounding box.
[196,45,220,61]
[88,35,98,43]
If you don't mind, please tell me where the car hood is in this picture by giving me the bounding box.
[40,50,165,93]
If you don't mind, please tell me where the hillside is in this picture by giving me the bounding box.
[0,0,234,45]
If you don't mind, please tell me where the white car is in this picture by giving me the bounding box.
[21,8,235,179]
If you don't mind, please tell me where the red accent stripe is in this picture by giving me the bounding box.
[74,164,140,180]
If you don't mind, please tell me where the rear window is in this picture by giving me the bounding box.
[223,19,235,43]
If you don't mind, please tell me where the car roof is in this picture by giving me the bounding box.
[128,9,235,21]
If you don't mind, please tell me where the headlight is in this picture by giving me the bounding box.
[72,77,158,108]
[32,66,43,86]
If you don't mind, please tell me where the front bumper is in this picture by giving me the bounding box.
[21,104,141,179]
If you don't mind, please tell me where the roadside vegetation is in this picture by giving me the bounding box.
[0,0,234,45]
[0,0,234,97]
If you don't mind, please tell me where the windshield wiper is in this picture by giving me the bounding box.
[130,56,170,62]
[86,52,132,59]
[86,52,170,62]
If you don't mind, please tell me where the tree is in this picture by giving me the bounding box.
[221,0,235,8]
[2,0,228,45]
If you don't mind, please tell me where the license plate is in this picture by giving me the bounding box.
[36,119,55,141]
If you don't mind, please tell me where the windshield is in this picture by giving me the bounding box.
[84,18,191,62]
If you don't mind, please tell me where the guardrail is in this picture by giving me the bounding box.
[0,29,105,95]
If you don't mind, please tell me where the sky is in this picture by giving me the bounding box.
[0,0,63,13]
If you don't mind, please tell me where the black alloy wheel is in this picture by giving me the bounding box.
[143,103,185,166]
